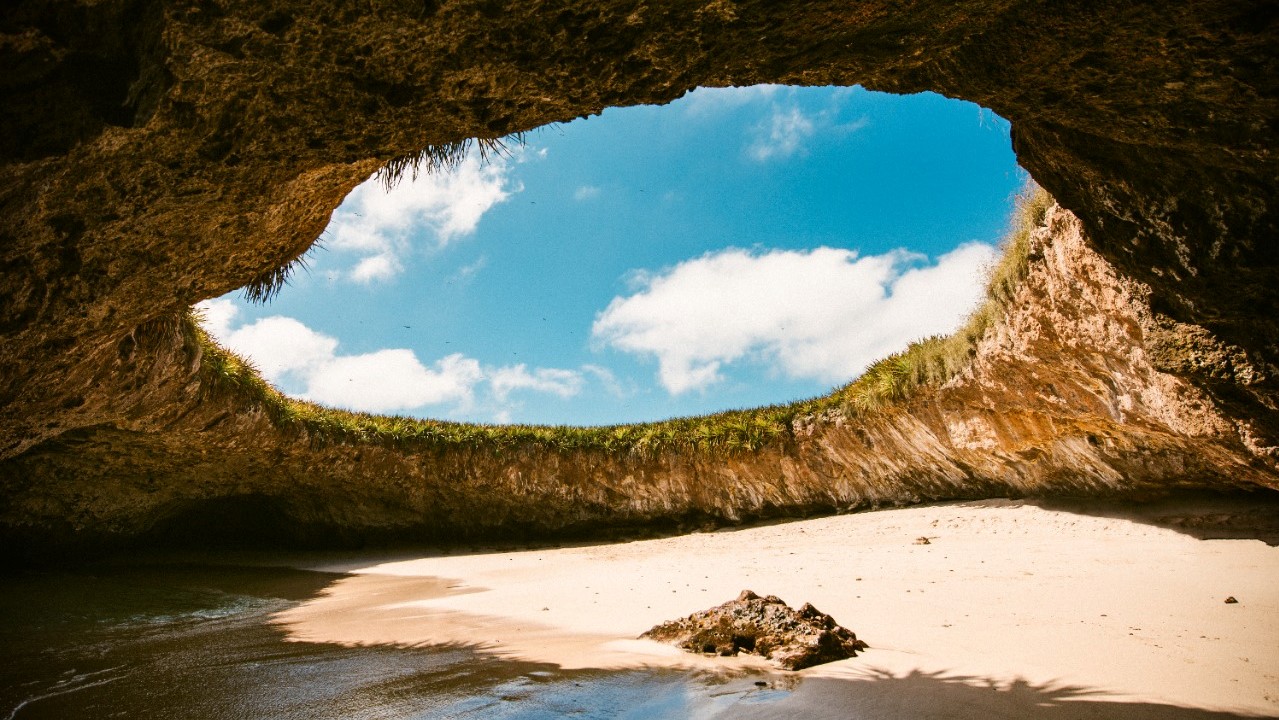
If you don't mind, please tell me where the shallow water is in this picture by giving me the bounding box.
[0,562,785,719]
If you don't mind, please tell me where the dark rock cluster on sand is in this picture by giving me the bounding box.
[641,590,868,670]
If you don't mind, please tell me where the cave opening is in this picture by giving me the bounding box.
[196,85,1028,428]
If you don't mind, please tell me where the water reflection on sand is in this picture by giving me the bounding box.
[0,563,742,719]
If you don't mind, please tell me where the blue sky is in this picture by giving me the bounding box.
[198,85,1026,426]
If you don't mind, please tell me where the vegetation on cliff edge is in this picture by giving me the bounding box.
[193,184,1052,455]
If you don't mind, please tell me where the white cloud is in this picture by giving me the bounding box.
[194,299,588,416]
[349,253,400,284]
[679,85,866,163]
[681,85,783,115]
[749,106,816,161]
[489,364,584,402]
[581,364,630,399]
[573,185,601,201]
[218,315,338,382]
[324,151,518,283]
[195,297,238,340]
[452,255,488,282]
[591,243,997,394]
[303,351,483,413]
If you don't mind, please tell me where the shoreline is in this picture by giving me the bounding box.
[271,497,1279,717]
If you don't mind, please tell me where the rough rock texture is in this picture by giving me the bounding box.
[642,589,869,670]
[1,205,1275,557]
[1,1,1277,555]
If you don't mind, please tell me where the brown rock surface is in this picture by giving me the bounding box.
[1,1,1277,556]
[1,200,1277,558]
[642,589,869,670]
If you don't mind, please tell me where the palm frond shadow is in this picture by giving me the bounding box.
[743,667,1267,720]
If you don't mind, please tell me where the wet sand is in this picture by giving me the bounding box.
[275,498,1279,718]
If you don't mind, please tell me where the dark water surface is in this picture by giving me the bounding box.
[0,563,780,719]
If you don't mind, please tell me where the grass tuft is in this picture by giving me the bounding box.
[240,253,312,304]
[376,133,527,190]
[243,132,528,304]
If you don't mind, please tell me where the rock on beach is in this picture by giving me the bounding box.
[641,590,868,670]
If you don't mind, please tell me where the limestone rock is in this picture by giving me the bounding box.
[641,590,868,670]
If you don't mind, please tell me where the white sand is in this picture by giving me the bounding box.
[274,500,1279,717]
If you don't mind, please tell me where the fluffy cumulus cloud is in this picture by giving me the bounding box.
[591,244,998,394]
[195,296,239,339]
[304,351,484,412]
[214,314,338,381]
[324,151,518,283]
[194,298,585,416]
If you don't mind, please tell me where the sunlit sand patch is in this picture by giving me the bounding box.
[272,571,772,671]
[274,500,1279,715]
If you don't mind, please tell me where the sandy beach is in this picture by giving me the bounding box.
[274,497,1279,718]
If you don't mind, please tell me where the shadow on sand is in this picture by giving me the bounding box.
[3,561,1274,719]
[720,667,1275,720]
[1030,489,1279,546]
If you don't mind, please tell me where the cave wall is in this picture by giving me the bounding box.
[1,0,1277,553]
[2,206,1274,556]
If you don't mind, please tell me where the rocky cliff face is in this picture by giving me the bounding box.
[1,0,1277,555]
[2,204,1273,556]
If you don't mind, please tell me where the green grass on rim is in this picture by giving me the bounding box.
[191,183,1052,456]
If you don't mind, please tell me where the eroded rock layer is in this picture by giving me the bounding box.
[1,205,1274,556]
[1,1,1277,555]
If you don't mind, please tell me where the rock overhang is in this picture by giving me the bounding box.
[1,0,1276,556]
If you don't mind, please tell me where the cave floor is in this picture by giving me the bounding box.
[3,496,1276,719]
